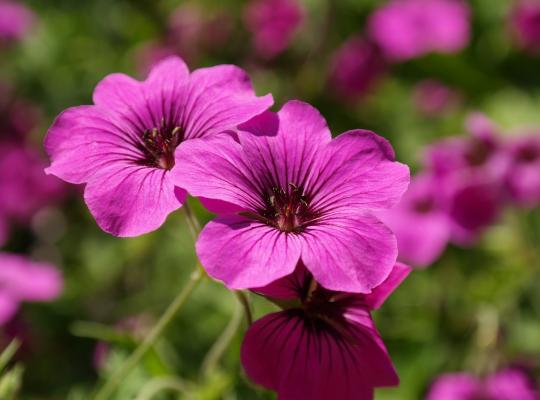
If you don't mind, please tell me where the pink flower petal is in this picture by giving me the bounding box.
[241,309,396,400]
[84,165,184,237]
[299,211,398,293]
[0,292,18,325]
[364,262,411,310]
[196,215,302,289]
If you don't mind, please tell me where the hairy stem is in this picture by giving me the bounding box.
[135,376,192,400]
[234,291,253,326]
[93,266,204,400]
[183,200,202,240]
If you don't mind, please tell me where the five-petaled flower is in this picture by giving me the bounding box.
[241,262,411,400]
[172,100,409,292]
[44,56,273,237]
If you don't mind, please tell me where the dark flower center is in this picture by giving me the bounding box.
[413,197,434,214]
[136,118,184,170]
[248,183,319,233]
[516,146,538,163]
[465,139,493,167]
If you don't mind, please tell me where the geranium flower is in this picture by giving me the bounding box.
[243,0,304,60]
[0,0,35,43]
[328,36,387,102]
[0,143,65,224]
[45,56,273,237]
[172,100,409,292]
[510,0,540,55]
[426,369,538,400]
[367,0,470,62]
[423,114,508,244]
[0,253,63,325]
[241,262,411,400]
[505,133,540,207]
[378,173,450,268]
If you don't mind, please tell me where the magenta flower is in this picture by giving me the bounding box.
[45,56,273,237]
[367,0,471,62]
[0,143,65,224]
[0,0,35,43]
[413,79,461,116]
[505,133,540,207]
[426,369,538,400]
[172,101,409,292]
[511,0,540,55]
[0,253,62,325]
[328,36,387,102]
[378,173,450,268]
[241,262,411,400]
[423,114,508,244]
[243,0,304,60]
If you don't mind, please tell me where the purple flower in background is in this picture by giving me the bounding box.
[413,79,461,116]
[0,143,65,224]
[0,81,42,141]
[0,0,35,43]
[243,0,304,60]
[45,56,273,237]
[0,253,62,325]
[378,173,450,268]
[511,0,540,55]
[241,262,410,400]
[424,114,508,244]
[134,41,177,77]
[328,36,387,102]
[426,369,538,400]
[172,100,409,292]
[367,0,471,62]
[505,133,540,207]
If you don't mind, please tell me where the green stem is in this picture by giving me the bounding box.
[200,302,243,377]
[134,377,192,400]
[93,267,204,400]
[183,200,202,239]
[234,291,253,325]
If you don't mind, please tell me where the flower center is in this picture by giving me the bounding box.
[413,197,434,214]
[137,119,184,170]
[261,183,316,233]
[516,146,538,163]
[465,139,493,167]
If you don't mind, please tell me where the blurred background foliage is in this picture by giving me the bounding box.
[0,0,539,398]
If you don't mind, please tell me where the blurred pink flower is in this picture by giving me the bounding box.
[243,0,304,59]
[241,262,410,400]
[328,36,387,102]
[368,0,471,62]
[511,0,540,55]
[0,0,35,43]
[505,132,540,207]
[45,56,272,237]
[0,253,62,325]
[167,5,233,63]
[413,79,461,116]
[0,143,65,224]
[423,114,508,244]
[134,41,177,77]
[378,173,450,268]
[426,369,538,400]
[172,101,409,292]
[0,81,42,141]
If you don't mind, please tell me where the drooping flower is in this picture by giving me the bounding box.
[172,100,409,292]
[0,143,65,224]
[377,173,450,268]
[510,0,540,55]
[367,0,471,62]
[413,79,461,117]
[423,114,508,244]
[45,56,273,237]
[328,36,387,102]
[0,253,63,325]
[241,262,411,400]
[505,133,540,207]
[0,0,35,43]
[426,369,539,400]
[243,0,304,60]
